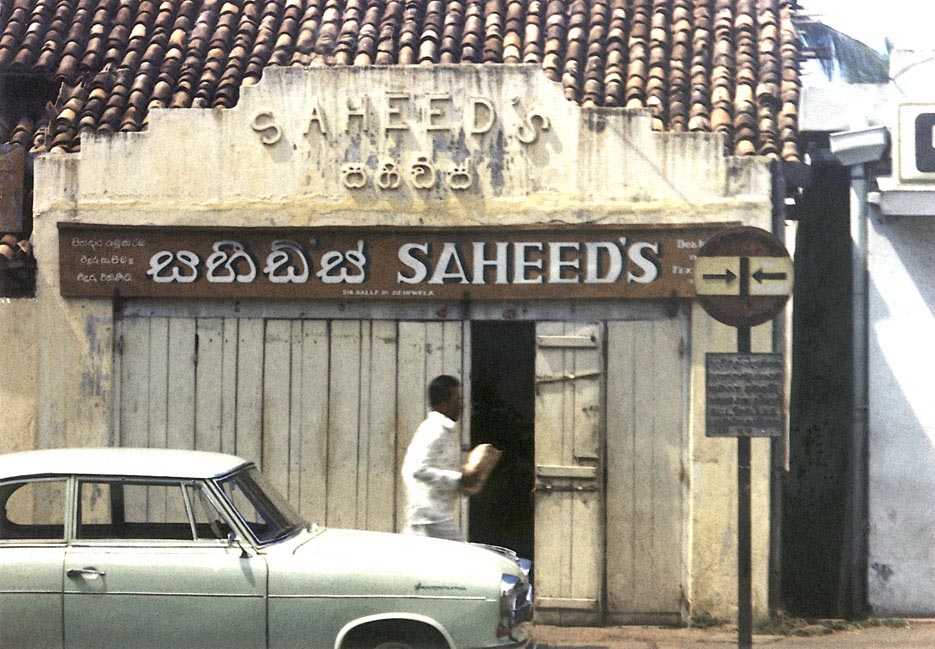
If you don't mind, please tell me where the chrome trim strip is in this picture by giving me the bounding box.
[0,590,60,595]
[67,541,229,548]
[60,591,482,601]
[269,594,486,601]
[64,591,262,598]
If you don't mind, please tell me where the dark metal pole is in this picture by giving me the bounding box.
[738,324,752,649]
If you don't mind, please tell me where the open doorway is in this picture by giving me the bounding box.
[468,321,536,561]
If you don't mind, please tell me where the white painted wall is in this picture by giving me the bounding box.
[867,49,935,616]
[867,215,935,615]
[803,48,935,616]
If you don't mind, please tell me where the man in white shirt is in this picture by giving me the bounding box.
[402,375,478,540]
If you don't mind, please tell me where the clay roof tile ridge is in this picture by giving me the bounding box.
[243,1,284,85]
[581,0,609,107]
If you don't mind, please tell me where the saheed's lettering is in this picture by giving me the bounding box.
[396,238,661,286]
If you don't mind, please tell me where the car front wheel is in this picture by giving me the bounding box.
[341,620,449,649]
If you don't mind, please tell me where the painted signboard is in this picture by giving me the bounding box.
[58,223,737,300]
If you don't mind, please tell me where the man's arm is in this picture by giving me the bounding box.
[409,428,462,491]
[412,465,462,489]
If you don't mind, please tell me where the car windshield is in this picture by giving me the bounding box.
[215,467,307,544]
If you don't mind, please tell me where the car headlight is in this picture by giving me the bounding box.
[517,558,532,578]
[498,572,533,637]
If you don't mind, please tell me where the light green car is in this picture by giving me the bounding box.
[0,447,532,649]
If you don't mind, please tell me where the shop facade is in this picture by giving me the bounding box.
[11,64,786,624]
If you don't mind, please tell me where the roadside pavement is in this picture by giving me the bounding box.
[531,619,935,649]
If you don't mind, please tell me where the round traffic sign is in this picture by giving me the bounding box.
[692,226,793,327]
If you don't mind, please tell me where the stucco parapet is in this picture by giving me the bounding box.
[33,154,80,216]
[32,66,775,213]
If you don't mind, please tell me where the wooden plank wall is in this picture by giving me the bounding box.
[605,318,684,621]
[117,317,461,534]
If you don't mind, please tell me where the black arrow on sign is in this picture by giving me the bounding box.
[702,268,738,283]
[752,268,787,283]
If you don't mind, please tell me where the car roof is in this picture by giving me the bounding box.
[0,447,251,481]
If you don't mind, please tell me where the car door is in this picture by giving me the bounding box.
[64,477,267,649]
[0,477,68,649]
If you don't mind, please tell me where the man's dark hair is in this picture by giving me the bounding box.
[428,374,461,408]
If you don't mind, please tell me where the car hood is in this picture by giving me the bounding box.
[267,527,519,598]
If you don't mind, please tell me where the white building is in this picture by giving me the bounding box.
[800,45,935,616]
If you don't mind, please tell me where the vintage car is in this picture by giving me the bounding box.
[0,447,532,649]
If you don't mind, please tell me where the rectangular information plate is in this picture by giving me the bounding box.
[705,353,784,437]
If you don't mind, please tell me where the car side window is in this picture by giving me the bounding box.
[77,480,230,541]
[185,483,233,540]
[0,479,66,541]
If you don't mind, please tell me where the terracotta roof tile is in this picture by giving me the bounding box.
[10,116,34,148]
[0,0,801,160]
[0,228,36,298]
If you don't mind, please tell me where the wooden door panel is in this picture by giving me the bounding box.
[234,319,264,464]
[262,319,293,498]
[534,321,603,624]
[166,318,196,451]
[295,320,329,523]
[359,320,398,532]
[194,317,224,452]
[606,319,684,622]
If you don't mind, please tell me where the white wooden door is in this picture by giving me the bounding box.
[116,316,462,533]
[533,321,603,625]
[605,318,685,624]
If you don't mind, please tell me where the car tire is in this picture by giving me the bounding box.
[342,621,448,649]
[369,641,445,649]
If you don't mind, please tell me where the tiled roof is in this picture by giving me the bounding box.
[0,0,801,160]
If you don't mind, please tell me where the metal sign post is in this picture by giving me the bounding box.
[693,227,793,649]
[736,325,753,649]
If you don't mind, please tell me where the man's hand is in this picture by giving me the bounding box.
[460,468,482,495]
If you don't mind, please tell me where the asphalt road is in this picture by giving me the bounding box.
[531,620,935,649]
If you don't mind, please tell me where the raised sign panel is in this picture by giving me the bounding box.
[898,104,935,182]
[59,223,737,300]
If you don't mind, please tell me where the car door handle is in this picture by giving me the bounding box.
[67,567,106,580]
